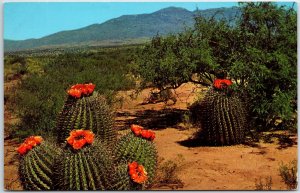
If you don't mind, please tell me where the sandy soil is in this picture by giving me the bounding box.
[4,82,298,190]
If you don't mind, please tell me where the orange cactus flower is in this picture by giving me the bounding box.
[128,162,148,184]
[128,161,138,169]
[17,136,43,155]
[131,124,155,141]
[140,130,155,141]
[68,88,82,98]
[81,87,89,95]
[141,130,151,139]
[66,129,95,150]
[83,130,95,144]
[68,83,96,98]
[86,83,96,94]
[17,144,30,155]
[72,139,86,150]
[33,136,43,144]
[26,139,38,147]
[213,79,233,90]
[131,124,143,136]
[150,132,156,140]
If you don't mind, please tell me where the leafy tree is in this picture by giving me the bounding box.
[229,2,297,130]
[135,2,297,131]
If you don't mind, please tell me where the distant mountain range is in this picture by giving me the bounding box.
[4,6,241,52]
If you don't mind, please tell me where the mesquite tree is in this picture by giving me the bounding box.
[135,2,297,131]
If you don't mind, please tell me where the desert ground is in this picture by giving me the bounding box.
[4,82,297,190]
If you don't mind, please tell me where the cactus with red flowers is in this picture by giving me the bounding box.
[190,78,248,146]
[56,83,116,145]
[18,137,62,190]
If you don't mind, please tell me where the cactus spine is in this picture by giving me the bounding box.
[114,133,157,186]
[195,88,247,146]
[56,92,116,144]
[19,142,61,190]
[53,140,114,190]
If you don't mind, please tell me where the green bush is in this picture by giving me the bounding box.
[11,47,136,139]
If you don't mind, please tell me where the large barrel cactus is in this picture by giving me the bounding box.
[190,79,248,146]
[53,139,114,190]
[114,132,157,185]
[56,89,116,144]
[19,140,61,190]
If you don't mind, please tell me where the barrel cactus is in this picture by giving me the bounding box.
[56,83,116,144]
[114,125,157,186]
[110,162,146,190]
[190,78,248,146]
[18,137,62,190]
[17,82,159,191]
[53,138,114,190]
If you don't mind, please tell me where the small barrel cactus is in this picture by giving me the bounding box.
[190,79,248,146]
[53,139,114,190]
[18,137,62,190]
[114,127,157,186]
[56,83,116,144]
[110,162,145,190]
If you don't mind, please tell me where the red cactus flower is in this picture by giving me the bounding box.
[17,136,43,155]
[213,79,233,90]
[86,83,96,94]
[131,124,155,141]
[83,130,95,144]
[67,83,96,98]
[66,129,95,150]
[17,144,30,155]
[131,124,143,136]
[68,88,82,98]
[128,162,148,184]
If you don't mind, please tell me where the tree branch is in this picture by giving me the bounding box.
[189,78,211,87]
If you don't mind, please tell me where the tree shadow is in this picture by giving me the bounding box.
[115,108,188,130]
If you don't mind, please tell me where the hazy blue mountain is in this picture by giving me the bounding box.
[4,6,241,52]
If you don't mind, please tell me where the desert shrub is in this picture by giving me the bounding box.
[11,47,136,139]
[255,176,272,190]
[279,160,297,190]
[151,155,184,189]
[4,55,28,81]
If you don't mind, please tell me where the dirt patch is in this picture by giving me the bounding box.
[152,128,297,190]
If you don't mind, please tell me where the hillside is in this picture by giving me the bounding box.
[4,6,241,52]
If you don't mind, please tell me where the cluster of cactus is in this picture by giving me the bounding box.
[190,76,248,146]
[18,83,158,190]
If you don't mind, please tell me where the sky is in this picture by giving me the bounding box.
[4,2,296,41]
